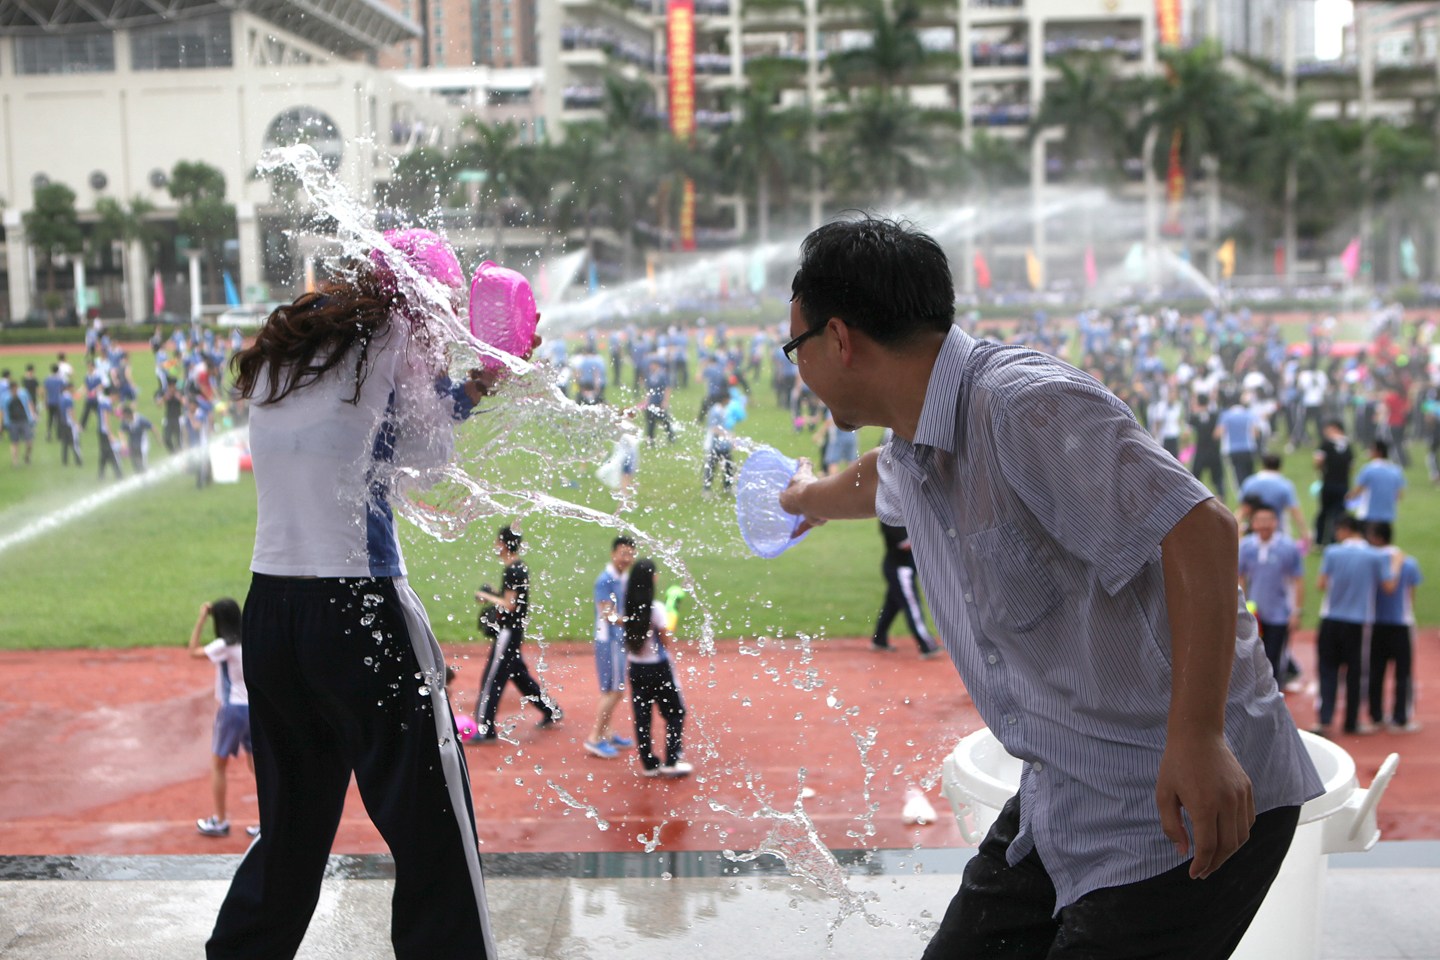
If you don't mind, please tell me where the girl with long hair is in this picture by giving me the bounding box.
[207,231,531,960]
[623,559,692,777]
[188,597,254,839]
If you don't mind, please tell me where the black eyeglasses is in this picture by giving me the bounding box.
[782,325,824,365]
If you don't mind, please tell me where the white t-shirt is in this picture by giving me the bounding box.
[1298,369,1327,407]
[248,323,463,578]
[626,601,670,665]
[204,638,248,707]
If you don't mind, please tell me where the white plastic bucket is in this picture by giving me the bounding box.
[209,444,241,484]
[940,728,1399,960]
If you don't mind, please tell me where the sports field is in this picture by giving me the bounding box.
[2,332,1438,653]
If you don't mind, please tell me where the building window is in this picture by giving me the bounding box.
[263,107,344,172]
[131,13,234,70]
[15,32,116,74]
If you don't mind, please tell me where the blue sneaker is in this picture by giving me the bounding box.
[608,735,634,749]
[584,739,619,759]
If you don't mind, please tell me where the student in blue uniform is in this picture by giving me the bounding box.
[188,598,257,839]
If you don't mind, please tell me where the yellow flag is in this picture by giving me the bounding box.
[1025,248,1043,291]
[1216,238,1236,279]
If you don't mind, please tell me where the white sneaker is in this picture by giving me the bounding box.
[245,825,261,838]
[639,766,663,778]
[196,816,230,837]
[661,761,694,777]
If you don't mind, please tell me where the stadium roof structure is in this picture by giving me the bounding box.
[0,0,420,55]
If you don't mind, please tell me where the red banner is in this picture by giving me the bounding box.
[1156,0,1182,47]
[680,178,697,252]
[668,0,696,141]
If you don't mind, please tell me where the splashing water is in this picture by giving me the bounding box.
[714,773,886,941]
[260,143,921,932]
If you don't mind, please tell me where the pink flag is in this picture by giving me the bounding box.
[1340,238,1361,281]
[152,270,165,315]
[1084,247,1098,288]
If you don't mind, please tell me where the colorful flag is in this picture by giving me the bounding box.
[152,270,165,315]
[1401,237,1419,280]
[1339,238,1361,281]
[1025,248,1043,291]
[587,257,599,294]
[1216,238,1235,279]
[1274,242,1285,277]
[973,251,991,290]
[223,270,240,306]
[1084,247,1098,288]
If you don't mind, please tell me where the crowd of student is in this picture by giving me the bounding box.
[2,321,245,484]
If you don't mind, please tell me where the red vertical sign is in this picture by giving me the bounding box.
[1157,0,1184,236]
[668,0,697,250]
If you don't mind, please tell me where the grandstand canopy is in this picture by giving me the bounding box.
[0,0,420,55]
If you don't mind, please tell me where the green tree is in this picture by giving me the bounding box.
[713,84,812,243]
[23,182,84,327]
[1031,53,1134,186]
[386,146,458,222]
[455,118,522,256]
[823,89,938,205]
[826,0,955,96]
[552,122,614,267]
[169,160,236,307]
[1139,42,1250,256]
[508,140,562,259]
[599,73,662,278]
[92,195,161,322]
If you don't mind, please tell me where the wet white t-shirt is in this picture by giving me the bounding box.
[626,602,670,665]
[248,323,465,578]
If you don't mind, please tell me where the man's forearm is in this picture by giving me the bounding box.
[1161,498,1241,737]
[786,448,881,521]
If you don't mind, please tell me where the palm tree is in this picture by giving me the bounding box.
[92,195,161,323]
[1366,120,1437,282]
[1139,41,1250,258]
[508,140,561,260]
[822,89,938,205]
[712,84,812,243]
[552,122,613,267]
[1030,52,1133,187]
[826,0,955,96]
[1230,93,1329,289]
[598,73,662,277]
[386,146,458,223]
[455,118,522,257]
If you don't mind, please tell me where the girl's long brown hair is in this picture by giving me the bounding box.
[231,274,395,405]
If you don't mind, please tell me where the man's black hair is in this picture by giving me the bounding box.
[1261,453,1282,471]
[611,536,636,551]
[497,524,522,552]
[1335,514,1360,536]
[790,216,954,347]
[1366,520,1393,545]
[1323,419,1345,433]
[1373,439,1390,459]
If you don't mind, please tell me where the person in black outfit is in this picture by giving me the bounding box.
[472,525,561,740]
[1187,393,1226,500]
[1314,419,1354,547]
[872,522,941,656]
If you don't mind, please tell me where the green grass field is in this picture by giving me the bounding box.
[1,339,1435,651]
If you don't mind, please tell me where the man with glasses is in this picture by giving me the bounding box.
[778,216,1321,960]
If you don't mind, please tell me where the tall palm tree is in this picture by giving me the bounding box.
[1366,120,1437,282]
[1030,52,1133,186]
[712,84,812,243]
[455,118,522,257]
[508,140,561,259]
[598,73,662,277]
[552,122,613,267]
[822,89,937,205]
[1231,93,1329,288]
[826,0,955,96]
[1139,41,1250,257]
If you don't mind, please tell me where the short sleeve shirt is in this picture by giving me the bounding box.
[593,565,625,643]
[498,561,529,631]
[1375,555,1422,626]
[203,638,248,707]
[1319,540,1389,623]
[874,327,1321,911]
[1238,533,1304,623]
[1355,460,1406,522]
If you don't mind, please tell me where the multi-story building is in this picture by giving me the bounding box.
[374,0,539,69]
[0,0,462,323]
[1201,0,1319,62]
[538,0,1166,289]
